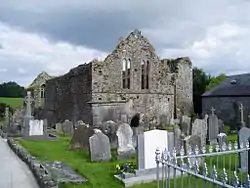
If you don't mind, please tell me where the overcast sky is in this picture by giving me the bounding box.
[0,0,250,87]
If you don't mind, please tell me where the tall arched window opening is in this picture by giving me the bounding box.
[40,84,45,98]
[122,59,131,89]
[141,60,149,89]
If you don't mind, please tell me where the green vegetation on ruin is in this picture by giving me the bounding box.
[17,133,240,188]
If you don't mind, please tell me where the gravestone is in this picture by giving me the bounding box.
[56,123,62,132]
[75,120,85,128]
[137,129,168,169]
[184,135,201,154]
[208,107,219,143]
[62,120,74,136]
[22,91,34,136]
[168,132,174,152]
[116,123,135,160]
[217,133,228,149]
[239,103,246,127]
[69,126,95,150]
[102,120,118,149]
[184,135,203,165]
[132,126,144,148]
[174,125,181,152]
[89,132,111,162]
[218,119,225,133]
[5,106,10,126]
[180,115,191,136]
[192,115,208,147]
[12,109,24,124]
[43,119,48,131]
[248,115,250,128]
[238,126,250,172]
[29,120,44,136]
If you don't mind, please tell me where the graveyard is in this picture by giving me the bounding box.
[1,90,250,187]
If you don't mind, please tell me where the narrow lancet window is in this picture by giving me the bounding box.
[141,60,149,89]
[40,84,45,98]
[122,58,131,89]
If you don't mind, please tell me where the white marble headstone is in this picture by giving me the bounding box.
[137,129,168,169]
[29,120,44,136]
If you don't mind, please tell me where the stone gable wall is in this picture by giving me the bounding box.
[91,31,193,121]
[43,30,193,127]
[44,63,92,127]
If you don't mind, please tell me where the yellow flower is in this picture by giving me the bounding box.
[116,164,120,170]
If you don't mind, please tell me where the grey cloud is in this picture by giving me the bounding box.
[0,56,45,86]
[0,0,216,51]
[1,0,250,86]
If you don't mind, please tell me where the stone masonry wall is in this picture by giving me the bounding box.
[44,63,92,127]
[91,30,175,122]
[202,96,250,128]
[43,30,193,126]
[175,58,193,114]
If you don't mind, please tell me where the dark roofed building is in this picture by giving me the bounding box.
[202,73,250,128]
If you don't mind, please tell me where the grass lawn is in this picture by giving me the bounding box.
[18,133,240,188]
[0,97,23,109]
[19,135,158,188]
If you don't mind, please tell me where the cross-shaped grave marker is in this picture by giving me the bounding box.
[210,107,216,115]
[24,91,34,117]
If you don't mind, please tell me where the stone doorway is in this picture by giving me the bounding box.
[130,113,140,127]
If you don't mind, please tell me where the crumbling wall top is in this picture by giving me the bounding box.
[27,71,53,89]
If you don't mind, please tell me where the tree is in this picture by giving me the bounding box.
[193,67,211,115]
[205,74,227,91]
[0,82,25,98]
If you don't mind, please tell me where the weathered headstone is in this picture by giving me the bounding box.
[180,115,191,136]
[238,127,250,172]
[168,132,174,152]
[69,126,95,150]
[191,115,208,147]
[89,132,111,162]
[132,126,144,148]
[174,125,181,152]
[217,133,228,149]
[184,134,203,165]
[137,129,168,169]
[184,135,201,154]
[116,123,135,160]
[56,123,62,132]
[5,106,10,125]
[102,120,118,149]
[62,120,74,136]
[75,120,85,128]
[248,115,250,128]
[218,119,225,133]
[208,107,219,143]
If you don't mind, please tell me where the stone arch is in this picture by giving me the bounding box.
[40,83,45,98]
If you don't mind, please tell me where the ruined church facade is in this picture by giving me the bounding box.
[42,30,193,127]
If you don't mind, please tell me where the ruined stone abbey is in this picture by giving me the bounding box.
[27,29,193,127]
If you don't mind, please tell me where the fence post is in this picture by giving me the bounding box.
[155,148,160,188]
